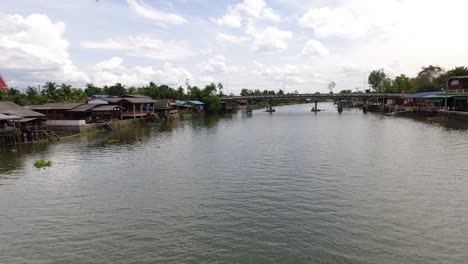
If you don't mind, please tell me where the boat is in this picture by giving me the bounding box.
[264,109,276,113]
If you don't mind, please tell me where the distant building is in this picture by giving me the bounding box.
[447,76,468,93]
[0,74,8,92]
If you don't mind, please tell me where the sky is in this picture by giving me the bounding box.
[1,0,468,95]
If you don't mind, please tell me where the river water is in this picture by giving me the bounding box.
[1,103,467,264]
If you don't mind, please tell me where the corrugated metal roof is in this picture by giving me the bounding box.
[102,97,124,103]
[103,97,156,104]
[188,100,205,105]
[67,104,96,112]
[0,113,23,120]
[93,105,124,111]
[404,91,443,98]
[28,103,84,110]
[19,118,40,123]
[123,94,151,98]
[0,101,45,118]
[123,98,157,104]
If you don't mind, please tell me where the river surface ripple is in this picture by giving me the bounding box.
[1,103,467,264]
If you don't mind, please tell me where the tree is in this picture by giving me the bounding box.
[26,86,40,101]
[58,83,72,102]
[176,86,185,99]
[217,83,224,96]
[328,81,336,93]
[392,74,413,93]
[446,66,468,77]
[368,69,388,92]
[42,82,58,101]
[412,65,445,92]
[127,87,137,94]
[339,89,352,94]
[84,83,103,97]
[105,83,127,96]
[278,89,284,95]
[240,88,249,96]
[69,88,86,102]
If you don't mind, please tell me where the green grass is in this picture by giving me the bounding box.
[80,130,98,137]
[33,160,52,169]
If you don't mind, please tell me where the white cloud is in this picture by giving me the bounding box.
[211,0,280,28]
[237,0,280,22]
[0,13,88,84]
[127,0,187,25]
[302,39,329,57]
[199,75,216,84]
[252,61,304,84]
[216,33,250,45]
[246,25,292,53]
[90,57,191,87]
[211,7,242,28]
[299,7,371,39]
[81,36,193,60]
[198,55,227,74]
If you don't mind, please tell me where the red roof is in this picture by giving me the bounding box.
[0,74,8,92]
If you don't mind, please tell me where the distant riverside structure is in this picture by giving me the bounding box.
[447,76,468,93]
[0,74,8,92]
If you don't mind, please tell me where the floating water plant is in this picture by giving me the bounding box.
[33,160,52,169]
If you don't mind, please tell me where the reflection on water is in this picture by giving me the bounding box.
[0,103,467,264]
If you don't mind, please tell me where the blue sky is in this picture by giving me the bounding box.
[1,0,468,94]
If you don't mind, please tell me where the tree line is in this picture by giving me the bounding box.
[0,81,224,113]
[367,65,468,93]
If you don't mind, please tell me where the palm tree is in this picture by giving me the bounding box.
[42,82,58,101]
[26,86,39,100]
[58,83,72,102]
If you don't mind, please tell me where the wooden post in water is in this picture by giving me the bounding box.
[246,100,252,115]
[338,99,343,113]
[363,98,368,113]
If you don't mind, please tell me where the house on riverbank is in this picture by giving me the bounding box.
[448,76,468,93]
[0,101,47,146]
[101,95,157,120]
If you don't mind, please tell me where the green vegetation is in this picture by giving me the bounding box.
[33,160,52,169]
[0,80,226,114]
[339,89,353,94]
[188,83,221,113]
[80,130,98,137]
[367,65,468,93]
[37,139,49,144]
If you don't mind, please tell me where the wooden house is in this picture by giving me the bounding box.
[102,97,157,119]
[28,103,84,120]
[92,105,123,122]
[448,76,468,93]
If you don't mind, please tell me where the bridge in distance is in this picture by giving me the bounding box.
[220,93,407,113]
[220,93,405,101]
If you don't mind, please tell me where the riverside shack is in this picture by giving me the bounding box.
[0,101,46,146]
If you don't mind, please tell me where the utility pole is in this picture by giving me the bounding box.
[283,74,286,94]
[226,79,229,96]
[445,79,448,110]
[185,78,190,96]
